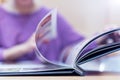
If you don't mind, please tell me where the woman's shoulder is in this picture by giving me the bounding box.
[0,6,6,15]
[0,6,8,20]
[33,6,50,16]
[0,4,15,18]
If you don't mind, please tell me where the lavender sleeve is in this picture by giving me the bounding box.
[57,14,85,49]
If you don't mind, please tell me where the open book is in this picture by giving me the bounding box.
[0,9,120,76]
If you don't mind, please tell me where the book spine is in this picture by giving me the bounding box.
[74,65,85,76]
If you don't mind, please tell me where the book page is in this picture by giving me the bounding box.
[35,9,57,48]
[0,61,67,72]
[76,28,120,65]
[79,51,120,73]
[61,28,120,68]
[35,9,66,67]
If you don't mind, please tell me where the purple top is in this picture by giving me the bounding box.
[0,6,85,62]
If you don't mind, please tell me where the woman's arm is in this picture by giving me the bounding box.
[2,33,36,62]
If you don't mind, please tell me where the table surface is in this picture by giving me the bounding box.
[0,76,120,80]
[0,73,120,80]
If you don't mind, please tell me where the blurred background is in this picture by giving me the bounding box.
[0,0,120,37]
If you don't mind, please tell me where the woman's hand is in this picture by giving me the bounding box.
[25,33,36,51]
[3,33,36,62]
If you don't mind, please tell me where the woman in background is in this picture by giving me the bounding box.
[0,0,85,63]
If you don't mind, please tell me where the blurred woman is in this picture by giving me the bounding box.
[0,0,85,63]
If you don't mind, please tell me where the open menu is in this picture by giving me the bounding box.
[0,9,119,76]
